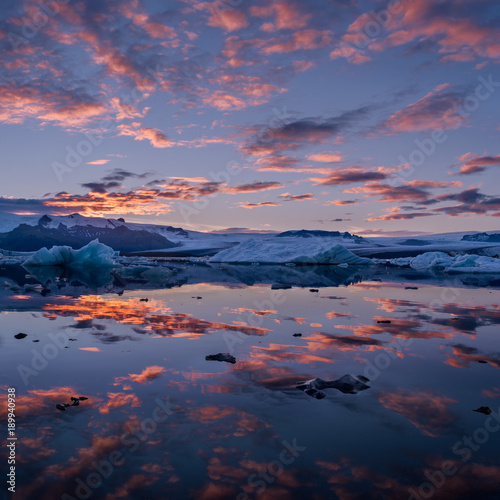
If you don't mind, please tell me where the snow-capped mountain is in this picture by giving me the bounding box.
[0,214,186,252]
[462,232,500,242]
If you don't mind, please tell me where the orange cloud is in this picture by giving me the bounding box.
[306,152,343,162]
[117,123,175,148]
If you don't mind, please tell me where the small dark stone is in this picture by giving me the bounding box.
[78,397,88,401]
[309,289,319,293]
[72,400,80,406]
[69,338,77,341]
[56,404,66,411]
[32,340,40,342]
[293,333,302,337]
[405,287,418,290]
[477,360,488,364]
[206,353,236,364]
[377,320,392,324]
[139,298,149,302]
[14,333,27,339]
[473,406,492,415]
[271,284,292,290]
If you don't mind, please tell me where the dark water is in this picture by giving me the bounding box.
[1,263,500,500]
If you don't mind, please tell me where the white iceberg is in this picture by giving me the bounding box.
[410,252,455,270]
[409,251,500,273]
[445,254,500,273]
[23,239,116,268]
[209,239,372,265]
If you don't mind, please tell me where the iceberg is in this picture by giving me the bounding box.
[410,252,455,270]
[409,251,500,273]
[23,239,117,268]
[445,254,500,273]
[209,239,372,265]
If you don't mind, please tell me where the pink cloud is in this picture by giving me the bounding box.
[117,123,175,148]
[457,154,500,175]
[306,151,343,162]
[250,1,310,30]
[380,84,467,133]
[206,3,249,32]
[262,29,333,54]
[86,159,110,165]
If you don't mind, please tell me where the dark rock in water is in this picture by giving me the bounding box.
[473,406,492,415]
[32,339,40,342]
[70,397,78,401]
[309,289,319,293]
[72,400,80,406]
[477,360,488,364]
[139,298,149,302]
[293,333,302,337]
[56,404,66,411]
[79,396,88,401]
[14,333,27,339]
[205,353,236,364]
[271,284,292,290]
[405,286,418,290]
[192,296,202,299]
[64,404,70,407]
[69,339,77,341]
[297,374,370,399]
[377,320,392,324]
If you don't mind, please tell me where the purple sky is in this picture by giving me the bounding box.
[0,0,499,234]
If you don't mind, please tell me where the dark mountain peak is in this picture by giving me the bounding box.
[37,215,52,227]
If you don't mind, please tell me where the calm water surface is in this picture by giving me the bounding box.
[1,264,499,500]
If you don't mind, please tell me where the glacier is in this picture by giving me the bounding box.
[23,239,117,268]
[209,239,372,265]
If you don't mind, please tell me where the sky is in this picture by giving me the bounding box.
[0,0,499,235]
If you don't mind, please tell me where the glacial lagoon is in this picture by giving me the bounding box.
[1,262,500,500]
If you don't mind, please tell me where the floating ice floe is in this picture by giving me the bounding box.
[409,252,500,273]
[210,239,372,265]
[297,374,371,399]
[23,239,117,268]
[205,353,236,364]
